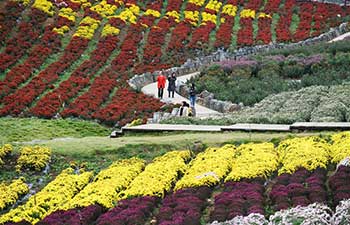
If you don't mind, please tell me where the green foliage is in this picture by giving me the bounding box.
[289,10,300,35]
[195,49,350,106]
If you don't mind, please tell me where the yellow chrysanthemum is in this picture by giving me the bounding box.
[90,0,118,18]
[144,9,161,18]
[225,142,278,181]
[0,169,93,224]
[119,151,190,199]
[240,9,256,19]
[32,0,54,16]
[58,7,76,22]
[52,25,70,35]
[16,145,51,171]
[222,4,237,17]
[73,16,101,39]
[102,24,120,37]
[205,0,222,12]
[174,146,235,190]
[277,136,331,174]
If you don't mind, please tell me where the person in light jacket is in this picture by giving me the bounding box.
[157,72,166,99]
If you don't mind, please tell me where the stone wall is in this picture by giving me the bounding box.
[129,22,349,90]
[128,22,350,113]
[176,82,242,113]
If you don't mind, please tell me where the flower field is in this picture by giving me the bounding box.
[0,0,349,126]
[1,132,350,224]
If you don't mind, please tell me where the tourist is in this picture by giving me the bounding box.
[167,72,177,98]
[189,83,196,107]
[179,101,190,116]
[157,72,166,99]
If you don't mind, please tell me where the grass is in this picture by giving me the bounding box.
[0,117,111,143]
[0,116,336,203]
[35,131,334,158]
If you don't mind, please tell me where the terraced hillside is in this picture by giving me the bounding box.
[0,0,349,126]
[2,133,350,224]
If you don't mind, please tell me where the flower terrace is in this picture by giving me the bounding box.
[0,0,349,126]
[1,133,350,224]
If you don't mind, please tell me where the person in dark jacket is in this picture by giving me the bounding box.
[179,101,190,116]
[167,72,177,98]
[189,83,196,107]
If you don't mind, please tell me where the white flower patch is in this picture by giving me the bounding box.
[209,213,268,225]
[268,203,332,225]
[333,199,350,225]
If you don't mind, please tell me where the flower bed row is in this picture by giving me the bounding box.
[210,201,348,225]
[0,168,93,224]
[60,23,164,124]
[0,7,48,72]
[293,2,314,42]
[0,1,26,44]
[118,150,190,199]
[62,158,145,209]
[0,144,13,166]
[0,35,91,116]
[175,146,235,190]
[210,181,265,222]
[0,16,69,99]
[269,168,328,211]
[0,178,29,211]
[16,145,51,171]
[29,19,123,118]
[225,142,278,181]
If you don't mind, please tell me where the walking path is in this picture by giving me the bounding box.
[329,32,350,42]
[141,72,222,117]
[119,122,350,135]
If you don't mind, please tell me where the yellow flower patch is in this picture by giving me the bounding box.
[202,12,218,25]
[0,144,12,166]
[225,142,278,181]
[184,10,200,25]
[109,5,139,24]
[240,9,256,19]
[32,0,54,16]
[70,0,90,7]
[258,12,272,19]
[144,9,161,18]
[52,25,70,35]
[102,24,120,37]
[73,16,101,39]
[62,158,145,209]
[205,0,222,12]
[16,145,51,171]
[119,150,190,199]
[58,7,76,22]
[188,0,206,6]
[174,145,235,190]
[222,4,238,17]
[0,178,29,211]
[166,11,180,22]
[330,131,350,163]
[277,136,331,174]
[90,0,118,18]
[0,168,93,224]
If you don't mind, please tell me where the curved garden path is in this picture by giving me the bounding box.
[141,72,222,118]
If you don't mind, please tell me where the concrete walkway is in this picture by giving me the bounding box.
[117,122,350,135]
[329,32,350,42]
[141,72,222,117]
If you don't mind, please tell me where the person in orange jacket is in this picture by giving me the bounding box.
[157,72,166,99]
